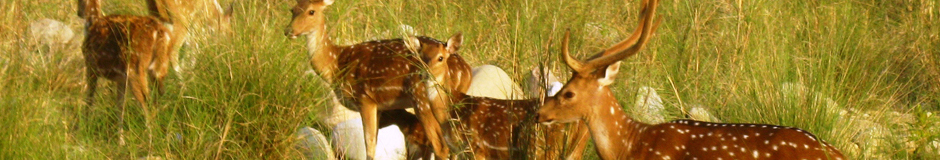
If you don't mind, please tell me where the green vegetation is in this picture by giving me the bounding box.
[2,0,938,159]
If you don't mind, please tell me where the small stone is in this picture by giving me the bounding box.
[688,105,720,122]
[633,86,664,123]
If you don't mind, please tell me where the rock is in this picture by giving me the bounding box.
[466,65,524,100]
[332,119,407,160]
[319,90,362,127]
[295,127,335,160]
[524,67,562,98]
[28,18,75,47]
[929,140,940,156]
[849,115,890,159]
[632,86,665,123]
[688,105,720,122]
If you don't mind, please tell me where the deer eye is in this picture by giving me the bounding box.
[308,10,316,15]
[562,91,574,99]
[437,56,444,62]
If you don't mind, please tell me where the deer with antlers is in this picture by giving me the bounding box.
[78,0,174,144]
[535,0,846,159]
[284,0,472,159]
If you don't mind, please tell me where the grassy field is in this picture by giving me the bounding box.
[2,0,939,159]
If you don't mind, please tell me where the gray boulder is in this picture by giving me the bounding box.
[632,86,665,123]
[295,127,335,160]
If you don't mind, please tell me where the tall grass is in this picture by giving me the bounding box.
[2,0,938,159]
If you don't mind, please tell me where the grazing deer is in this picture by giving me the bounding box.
[443,92,590,160]
[147,0,234,73]
[536,0,846,159]
[78,0,173,144]
[390,93,590,160]
[402,65,590,159]
[284,0,472,159]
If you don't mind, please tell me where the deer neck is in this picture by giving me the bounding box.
[305,23,340,82]
[583,89,649,159]
[81,0,104,27]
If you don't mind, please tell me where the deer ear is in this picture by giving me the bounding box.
[446,33,462,53]
[321,0,334,6]
[598,61,622,86]
[404,36,421,52]
[223,3,234,18]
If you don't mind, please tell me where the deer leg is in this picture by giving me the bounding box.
[415,102,450,159]
[133,62,157,149]
[152,32,172,96]
[85,68,99,107]
[359,101,379,160]
[83,68,99,132]
[115,76,128,146]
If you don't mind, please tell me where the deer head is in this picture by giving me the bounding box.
[537,0,661,124]
[407,33,463,84]
[285,0,333,39]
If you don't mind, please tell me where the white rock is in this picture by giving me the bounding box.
[332,119,407,160]
[320,90,362,127]
[525,67,562,98]
[930,140,940,155]
[295,127,335,160]
[633,86,665,123]
[466,65,524,100]
[28,18,75,46]
[688,105,720,122]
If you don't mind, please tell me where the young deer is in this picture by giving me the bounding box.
[284,0,472,159]
[405,61,590,159]
[536,0,846,159]
[78,0,173,144]
[445,91,590,160]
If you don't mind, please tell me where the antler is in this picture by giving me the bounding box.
[561,0,662,73]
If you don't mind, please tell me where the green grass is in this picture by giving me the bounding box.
[2,0,939,159]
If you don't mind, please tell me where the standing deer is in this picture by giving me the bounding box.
[536,0,846,159]
[78,0,173,144]
[284,0,472,159]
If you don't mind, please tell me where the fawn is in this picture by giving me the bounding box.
[285,0,472,159]
[536,0,846,159]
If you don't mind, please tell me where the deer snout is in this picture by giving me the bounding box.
[284,28,297,39]
[536,111,554,124]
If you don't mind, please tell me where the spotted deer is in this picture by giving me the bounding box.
[147,0,234,73]
[400,62,589,159]
[536,0,846,159]
[78,0,173,144]
[444,92,590,159]
[284,0,472,159]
